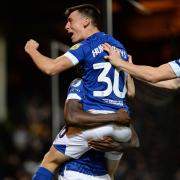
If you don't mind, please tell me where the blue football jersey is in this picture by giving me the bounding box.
[59,149,107,176]
[66,78,84,102]
[64,32,129,112]
[169,58,180,77]
[59,78,107,176]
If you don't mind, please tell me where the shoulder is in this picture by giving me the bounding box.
[69,41,90,53]
[67,78,84,101]
[69,43,84,50]
[169,58,180,64]
[105,35,128,59]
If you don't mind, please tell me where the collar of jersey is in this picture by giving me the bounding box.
[87,32,105,40]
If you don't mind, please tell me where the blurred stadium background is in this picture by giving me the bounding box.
[0,0,180,179]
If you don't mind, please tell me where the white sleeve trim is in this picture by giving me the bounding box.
[66,93,82,101]
[64,52,79,65]
[168,61,180,77]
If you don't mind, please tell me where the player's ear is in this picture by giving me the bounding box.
[83,17,90,28]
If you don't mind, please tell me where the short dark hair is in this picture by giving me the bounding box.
[65,4,101,28]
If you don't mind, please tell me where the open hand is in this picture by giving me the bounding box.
[102,43,122,66]
[88,137,119,152]
[88,136,131,152]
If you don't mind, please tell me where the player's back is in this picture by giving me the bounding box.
[67,32,129,112]
[81,32,129,112]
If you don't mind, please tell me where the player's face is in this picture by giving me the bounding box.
[65,10,86,43]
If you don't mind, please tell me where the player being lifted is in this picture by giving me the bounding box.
[25,4,137,180]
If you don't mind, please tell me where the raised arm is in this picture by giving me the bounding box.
[25,39,74,75]
[64,99,130,128]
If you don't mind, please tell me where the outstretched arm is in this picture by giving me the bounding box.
[149,78,180,90]
[102,43,176,82]
[25,39,74,75]
[64,99,130,128]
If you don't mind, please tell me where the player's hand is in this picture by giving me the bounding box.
[102,43,122,66]
[24,39,39,54]
[88,137,123,152]
[116,109,130,125]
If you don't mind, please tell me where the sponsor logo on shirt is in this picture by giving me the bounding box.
[71,79,82,87]
[70,43,81,50]
[102,98,124,106]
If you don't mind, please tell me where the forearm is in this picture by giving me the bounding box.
[115,133,140,152]
[72,112,125,128]
[117,61,158,82]
[27,49,57,75]
[66,110,124,128]
[126,74,135,98]
[149,78,180,90]
[112,127,139,152]
[113,142,138,152]
[27,49,74,76]
[88,135,140,152]
[65,100,129,128]
[118,61,176,82]
[87,124,140,152]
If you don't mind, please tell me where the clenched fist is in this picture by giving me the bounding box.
[24,39,39,54]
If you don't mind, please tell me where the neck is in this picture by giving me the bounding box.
[83,27,100,39]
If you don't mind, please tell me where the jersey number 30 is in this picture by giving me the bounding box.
[93,62,127,98]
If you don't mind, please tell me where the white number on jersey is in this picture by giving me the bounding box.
[93,62,127,98]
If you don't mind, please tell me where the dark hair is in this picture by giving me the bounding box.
[65,4,101,28]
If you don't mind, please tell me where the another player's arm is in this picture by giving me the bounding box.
[102,43,176,82]
[126,56,135,98]
[148,78,180,90]
[115,124,140,151]
[120,62,176,83]
[25,39,74,75]
[88,124,140,151]
[64,99,130,128]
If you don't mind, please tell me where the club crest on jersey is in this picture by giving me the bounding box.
[70,43,81,50]
[71,79,82,87]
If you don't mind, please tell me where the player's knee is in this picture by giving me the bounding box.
[42,147,61,165]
